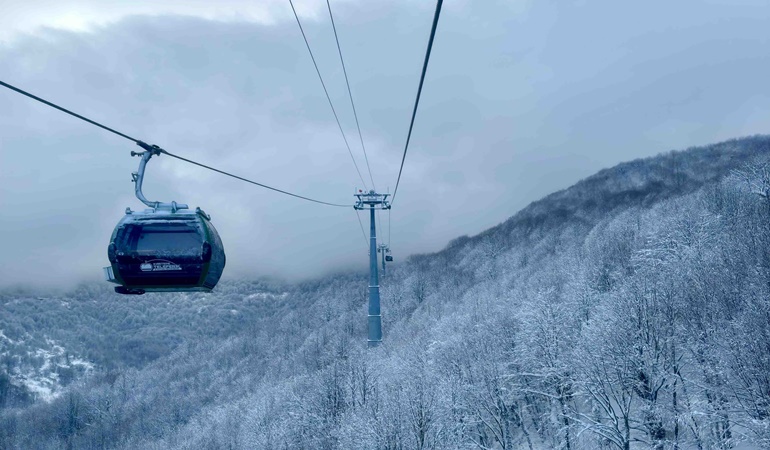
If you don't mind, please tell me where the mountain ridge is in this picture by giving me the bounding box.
[426,134,769,261]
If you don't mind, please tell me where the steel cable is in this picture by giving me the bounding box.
[288,0,369,190]
[391,0,444,206]
[326,0,376,190]
[161,150,351,207]
[0,79,351,207]
[1,80,139,142]
[355,210,369,250]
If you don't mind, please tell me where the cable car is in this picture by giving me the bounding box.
[104,145,225,295]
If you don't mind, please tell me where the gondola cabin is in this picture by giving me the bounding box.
[104,145,226,295]
[104,207,225,294]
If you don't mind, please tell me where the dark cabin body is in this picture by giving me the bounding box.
[104,208,225,294]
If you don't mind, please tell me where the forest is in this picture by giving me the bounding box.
[1,136,770,449]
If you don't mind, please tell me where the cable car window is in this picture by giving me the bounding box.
[136,225,202,256]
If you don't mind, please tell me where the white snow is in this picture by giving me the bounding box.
[5,336,95,403]
[0,329,14,344]
[245,292,288,301]
[19,375,57,402]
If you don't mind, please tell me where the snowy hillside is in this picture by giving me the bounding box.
[0,330,93,403]
[2,136,770,449]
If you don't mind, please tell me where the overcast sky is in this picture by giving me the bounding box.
[1,0,769,289]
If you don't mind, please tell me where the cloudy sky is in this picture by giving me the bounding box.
[1,0,769,289]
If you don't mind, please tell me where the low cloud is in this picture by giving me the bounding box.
[1,0,768,288]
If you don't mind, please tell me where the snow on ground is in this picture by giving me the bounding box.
[3,335,94,403]
[0,329,14,344]
[17,373,58,402]
[70,357,94,371]
[244,292,288,301]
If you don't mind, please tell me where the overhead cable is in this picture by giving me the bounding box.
[161,150,352,207]
[0,80,139,142]
[288,0,369,190]
[391,0,444,205]
[355,210,369,249]
[0,79,351,208]
[326,0,376,190]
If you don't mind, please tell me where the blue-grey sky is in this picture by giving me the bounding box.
[1,0,768,289]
